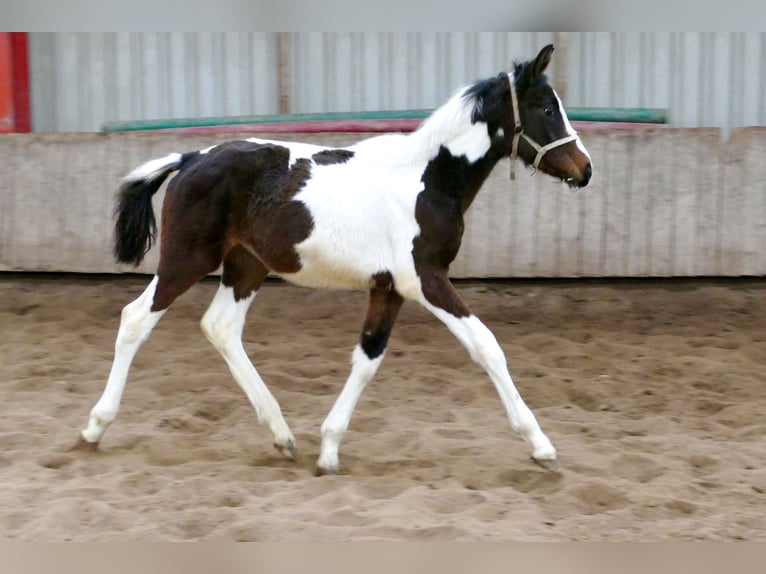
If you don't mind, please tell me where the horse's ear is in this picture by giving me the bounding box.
[531,44,554,79]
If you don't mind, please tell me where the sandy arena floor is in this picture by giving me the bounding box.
[1,274,764,540]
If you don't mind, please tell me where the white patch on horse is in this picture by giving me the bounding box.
[246,137,328,167]
[287,160,424,293]
[408,85,492,164]
[445,121,491,162]
[554,89,591,160]
[420,300,557,462]
[318,344,385,473]
[277,85,494,292]
[81,276,164,443]
[201,284,294,449]
[122,153,182,183]
[199,145,217,155]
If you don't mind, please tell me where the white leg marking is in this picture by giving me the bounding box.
[318,345,384,472]
[81,276,165,443]
[421,300,557,462]
[200,284,294,451]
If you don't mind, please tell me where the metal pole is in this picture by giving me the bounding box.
[277,32,291,114]
[554,32,568,103]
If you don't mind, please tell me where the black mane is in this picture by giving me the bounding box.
[462,74,509,132]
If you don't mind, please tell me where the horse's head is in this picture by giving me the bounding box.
[471,45,592,188]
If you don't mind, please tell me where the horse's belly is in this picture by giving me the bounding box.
[286,170,423,292]
[278,269,371,290]
[283,237,388,289]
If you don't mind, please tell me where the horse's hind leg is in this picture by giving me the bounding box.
[79,276,164,445]
[79,252,220,447]
[200,246,296,460]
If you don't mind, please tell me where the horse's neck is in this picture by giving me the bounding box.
[400,93,503,211]
[408,92,479,161]
[416,148,501,214]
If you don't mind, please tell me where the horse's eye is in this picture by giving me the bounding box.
[544,107,555,117]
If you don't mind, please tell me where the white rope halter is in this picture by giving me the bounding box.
[508,72,578,180]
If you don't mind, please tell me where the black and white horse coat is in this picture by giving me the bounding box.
[79,45,592,474]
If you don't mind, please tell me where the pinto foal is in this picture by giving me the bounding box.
[79,44,592,474]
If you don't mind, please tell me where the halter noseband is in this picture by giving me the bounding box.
[508,72,578,180]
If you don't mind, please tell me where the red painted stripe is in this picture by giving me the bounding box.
[144,118,663,136]
[574,121,664,131]
[149,118,426,135]
[10,33,30,132]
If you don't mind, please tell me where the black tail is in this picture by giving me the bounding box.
[113,153,188,266]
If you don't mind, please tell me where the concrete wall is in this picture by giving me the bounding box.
[1,128,765,278]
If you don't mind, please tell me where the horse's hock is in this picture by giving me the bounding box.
[1,127,765,278]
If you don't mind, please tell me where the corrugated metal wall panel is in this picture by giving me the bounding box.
[566,32,766,135]
[29,33,280,132]
[288,32,556,113]
[30,32,560,130]
[29,32,766,134]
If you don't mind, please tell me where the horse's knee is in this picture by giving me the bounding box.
[467,318,506,366]
[201,285,251,351]
[200,312,219,344]
[200,311,234,351]
[117,300,154,346]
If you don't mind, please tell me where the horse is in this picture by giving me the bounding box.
[77,44,592,475]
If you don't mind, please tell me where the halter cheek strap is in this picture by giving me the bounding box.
[508,72,579,180]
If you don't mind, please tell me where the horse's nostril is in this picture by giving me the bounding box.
[581,162,592,186]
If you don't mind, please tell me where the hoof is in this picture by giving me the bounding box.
[315,465,340,477]
[70,434,99,452]
[273,439,297,461]
[532,456,560,472]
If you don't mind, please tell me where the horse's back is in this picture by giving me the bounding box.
[161,136,425,294]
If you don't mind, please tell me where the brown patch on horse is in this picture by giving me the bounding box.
[360,271,405,359]
[411,148,469,279]
[246,157,315,274]
[312,149,355,165]
[418,270,471,318]
[148,141,316,311]
[411,146,499,319]
[221,245,270,301]
[280,158,313,196]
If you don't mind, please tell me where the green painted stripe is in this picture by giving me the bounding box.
[571,107,666,123]
[102,107,667,132]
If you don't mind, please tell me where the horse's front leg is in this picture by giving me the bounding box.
[417,270,558,469]
[317,273,404,475]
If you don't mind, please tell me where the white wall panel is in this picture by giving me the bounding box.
[566,32,766,136]
[29,32,766,134]
[3,129,764,278]
[29,33,558,130]
[29,33,280,131]
[287,32,555,113]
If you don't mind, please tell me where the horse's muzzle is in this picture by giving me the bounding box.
[567,162,592,188]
